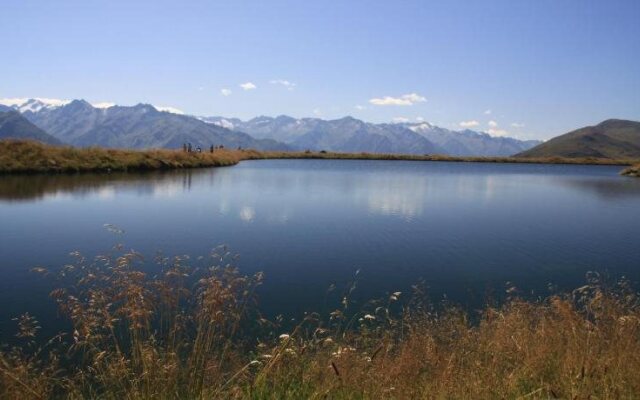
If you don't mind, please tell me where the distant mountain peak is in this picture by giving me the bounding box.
[0,97,72,113]
[198,114,541,156]
[275,114,296,122]
[0,110,62,145]
[127,103,161,115]
[17,101,289,151]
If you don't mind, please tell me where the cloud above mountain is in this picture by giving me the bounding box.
[369,93,426,106]
[487,128,509,137]
[459,120,479,128]
[269,79,296,89]
[239,82,257,91]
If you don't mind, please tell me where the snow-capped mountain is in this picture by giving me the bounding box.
[0,98,185,115]
[202,115,444,155]
[3,97,540,155]
[6,99,288,150]
[0,98,71,113]
[202,115,541,156]
[399,122,542,157]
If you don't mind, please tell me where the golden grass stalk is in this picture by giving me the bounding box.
[1,246,639,399]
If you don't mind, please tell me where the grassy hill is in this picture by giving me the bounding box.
[517,119,640,159]
[0,111,61,145]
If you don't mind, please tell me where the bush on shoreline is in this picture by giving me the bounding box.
[1,245,639,399]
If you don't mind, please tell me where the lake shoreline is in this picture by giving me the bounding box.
[1,139,638,175]
[621,164,640,177]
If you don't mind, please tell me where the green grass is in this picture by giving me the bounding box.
[1,140,638,175]
[1,245,639,399]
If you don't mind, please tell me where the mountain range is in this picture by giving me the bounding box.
[518,119,640,159]
[0,111,61,145]
[3,99,287,151]
[2,98,541,156]
[202,115,540,156]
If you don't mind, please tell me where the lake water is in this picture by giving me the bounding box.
[1,160,640,338]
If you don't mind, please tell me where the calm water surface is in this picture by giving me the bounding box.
[1,160,639,337]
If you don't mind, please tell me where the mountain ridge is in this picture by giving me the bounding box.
[517,119,640,159]
[202,115,540,156]
[3,98,544,156]
[15,100,289,151]
[0,111,62,145]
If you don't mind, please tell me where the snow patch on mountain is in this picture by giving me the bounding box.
[0,97,72,112]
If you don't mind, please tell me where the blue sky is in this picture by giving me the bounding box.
[1,0,639,139]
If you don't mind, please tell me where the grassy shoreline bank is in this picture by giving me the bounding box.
[1,139,638,175]
[621,164,640,177]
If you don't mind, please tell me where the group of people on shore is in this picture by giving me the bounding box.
[182,143,226,153]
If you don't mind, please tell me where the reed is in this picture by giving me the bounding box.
[1,245,639,399]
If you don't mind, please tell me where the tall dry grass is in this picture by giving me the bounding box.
[0,140,260,173]
[1,246,639,399]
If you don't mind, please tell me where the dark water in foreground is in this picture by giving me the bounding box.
[1,160,639,338]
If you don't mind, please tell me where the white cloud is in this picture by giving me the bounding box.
[488,120,498,128]
[239,82,257,91]
[92,102,116,109]
[511,122,525,128]
[220,88,232,96]
[369,93,426,106]
[459,120,480,128]
[313,108,322,116]
[392,117,409,123]
[484,109,492,115]
[415,116,425,122]
[355,105,366,110]
[156,106,184,115]
[197,86,204,91]
[269,79,296,89]
[487,128,509,137]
